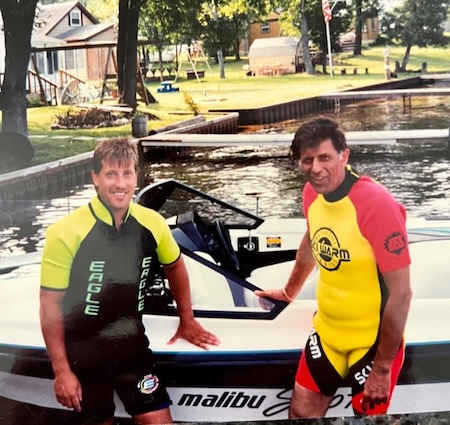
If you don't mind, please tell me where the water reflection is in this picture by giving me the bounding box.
[244,96,450,134]
[2,91,450,257]
[0,143,448,257]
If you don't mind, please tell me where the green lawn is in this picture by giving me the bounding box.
[12,44,450,165]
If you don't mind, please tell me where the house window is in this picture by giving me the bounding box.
[65,49,85,71]
[371,17,377,32]
[70,10,82,26]
[260,23,270,34]
[47,51,59,75]
[65,50,76,69]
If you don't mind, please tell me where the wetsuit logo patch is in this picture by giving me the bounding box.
[138,374,159,395]
[384,232,407,255]
[311,228,350,271]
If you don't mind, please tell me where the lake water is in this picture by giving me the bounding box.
[1,93,449,258]
[0,142,449,258]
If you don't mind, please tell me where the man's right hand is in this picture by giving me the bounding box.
[254,288,293,310]
[54,370,82,412]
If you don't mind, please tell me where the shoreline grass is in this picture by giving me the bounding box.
[3,44,449,166]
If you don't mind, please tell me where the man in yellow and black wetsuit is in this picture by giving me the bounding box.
[40,138,220,425]
[257,117,411,418]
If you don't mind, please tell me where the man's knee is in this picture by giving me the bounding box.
[289,382,332,418]
[133,407,172,424]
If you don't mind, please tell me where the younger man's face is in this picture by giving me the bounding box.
[92,160,137,218]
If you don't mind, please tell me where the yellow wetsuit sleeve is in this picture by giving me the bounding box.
[40,205,95,290]
[131,204,181,265]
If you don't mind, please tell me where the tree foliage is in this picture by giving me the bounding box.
[81,0,119,23]
[140,0,203,47]
[380,0,450,71]
[279,0,352,73]
[139,0,203,79]
[199,0,277,78]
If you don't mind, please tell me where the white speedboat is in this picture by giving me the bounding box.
[1,179,450,423]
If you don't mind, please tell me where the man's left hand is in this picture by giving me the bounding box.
[361,368,390,413]
[167,319,220,350]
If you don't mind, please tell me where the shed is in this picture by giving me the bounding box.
[248,37,301,75]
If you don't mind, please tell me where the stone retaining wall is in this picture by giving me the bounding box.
[0,152,93,201]
[0,113,239,200]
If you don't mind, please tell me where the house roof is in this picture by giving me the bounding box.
[31,34,67,49]
[31,1,116,45]
[58,23,115,43]
[248,37,300,58]
[34,1,99,36]
[265,11,281,21]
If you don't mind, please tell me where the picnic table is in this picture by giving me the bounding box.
[157,81,179,93]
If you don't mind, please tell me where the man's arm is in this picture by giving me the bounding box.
[39,289,82,412]
[361,265,412,412]
[164,256,220,349]
[256,231,316,303]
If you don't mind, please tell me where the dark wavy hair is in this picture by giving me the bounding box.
[290,116,347,161]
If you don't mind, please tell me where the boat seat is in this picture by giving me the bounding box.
[183,253,235,310]
[176,210,212,252]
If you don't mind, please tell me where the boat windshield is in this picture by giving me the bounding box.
[135,179,263,230]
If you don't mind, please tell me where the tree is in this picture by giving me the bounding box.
[353,0,381,55]
[218,0,276,61]
[299,0,314,74]
[117,0,145,109]
[200,0,277,79]
[280,0,315,74]
[280,0,352,74]
[381,0,449,71]
[0,0,38,136]
[81,0,119,23]
[139,0,203,80]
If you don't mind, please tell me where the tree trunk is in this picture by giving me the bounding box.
[117,0,128,97]
[353,0,363,56]
[117,0,144,109]
[212,2,225,79]
[0,0,38,136]
[321,31,328,74]
[217,49,225,79]
[123,0,140,109]
[401,44,412,72]
[234,38,241,61]
[158,48,164,82]
[300,0,315,74]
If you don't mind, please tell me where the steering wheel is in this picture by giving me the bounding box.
[213,219,240,272]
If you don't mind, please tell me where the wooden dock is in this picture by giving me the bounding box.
[319,87,450,101]
[318,87,450,110]
[139,128,449,152]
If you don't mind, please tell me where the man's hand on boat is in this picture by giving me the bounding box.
[167,317,220,350]
[255,288,293,310]
[54,369,82,412]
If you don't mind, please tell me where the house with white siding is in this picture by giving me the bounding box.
[31,1,117,83]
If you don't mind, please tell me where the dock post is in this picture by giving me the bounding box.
[448,127,450,150]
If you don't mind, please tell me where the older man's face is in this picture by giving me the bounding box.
[298,139,349,194]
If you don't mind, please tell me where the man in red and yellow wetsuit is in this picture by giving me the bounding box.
[257,117,411,418]
[40,138,220,425]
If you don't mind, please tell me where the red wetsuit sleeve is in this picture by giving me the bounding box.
[349,177,411,273]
